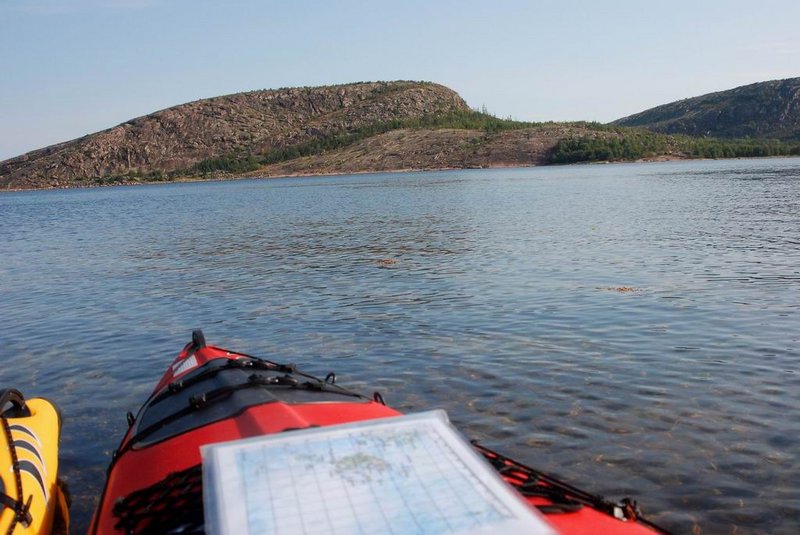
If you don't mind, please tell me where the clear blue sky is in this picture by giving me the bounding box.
[1,0,799,160]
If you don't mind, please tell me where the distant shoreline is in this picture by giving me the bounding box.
[4,78,800,192]
[0,157,684,192]
[5,154,800,193]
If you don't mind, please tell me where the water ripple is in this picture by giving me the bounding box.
[1,159,799,533]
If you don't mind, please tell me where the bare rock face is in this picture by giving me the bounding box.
[0,81,468,189]
[252,125,609,177]
[613,77,800,140]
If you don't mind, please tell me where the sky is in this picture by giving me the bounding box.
[1,0,799,161]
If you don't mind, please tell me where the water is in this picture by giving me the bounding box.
[1,158,799,534]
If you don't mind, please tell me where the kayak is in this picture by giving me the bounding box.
[90,330,669,534]
[0,390,69,535]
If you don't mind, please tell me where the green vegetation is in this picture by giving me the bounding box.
[613,77,800,141]
[95,108,800,184]
[260,123,398,165]
[192,154,261,175]
[687,138,800,158]
[185,108,542,177]
[551,130,800,164]
[551,132,672,163]
[403,108,544,132]
[252,109,549,168]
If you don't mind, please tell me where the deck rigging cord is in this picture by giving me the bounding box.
[0,389,33,534]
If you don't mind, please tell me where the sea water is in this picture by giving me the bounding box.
[1,158,798,533]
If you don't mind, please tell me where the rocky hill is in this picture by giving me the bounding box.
[248,124,609,178]
[0,81,469,189]
[613,77,800,140]
[5,78,800,189]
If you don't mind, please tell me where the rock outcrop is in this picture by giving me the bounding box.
[6,77,798,190]
[249,125,606,177]
[613,77,800,140]
[0,81,468,189]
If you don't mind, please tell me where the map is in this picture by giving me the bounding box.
[202,410,555,535]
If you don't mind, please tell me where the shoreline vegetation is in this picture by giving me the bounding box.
[93,108,562,187]
[550,129,800,164]
[3,80,800,191]
[7,152,800,192]
[10,109,800,192]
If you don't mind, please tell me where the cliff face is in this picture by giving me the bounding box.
[613,78,800,140]
[0,81,468,189]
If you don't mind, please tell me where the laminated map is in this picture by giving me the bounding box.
[202,410,555,535]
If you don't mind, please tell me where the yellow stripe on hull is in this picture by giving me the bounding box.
[1,397,68,535]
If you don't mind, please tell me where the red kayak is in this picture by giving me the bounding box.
[90,331,669,534]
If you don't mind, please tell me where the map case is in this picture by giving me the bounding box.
[202,410,555,535]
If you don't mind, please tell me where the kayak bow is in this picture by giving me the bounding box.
[91,331,668,534]
[0,390,69,535]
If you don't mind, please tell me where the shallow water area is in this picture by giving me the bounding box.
[1,158,799,534]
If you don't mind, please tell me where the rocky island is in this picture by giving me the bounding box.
[2,79,800,190]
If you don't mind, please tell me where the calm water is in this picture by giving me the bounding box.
[2,159,799,534]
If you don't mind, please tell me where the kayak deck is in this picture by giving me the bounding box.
[91,331,670,534]
[109,444,666,534]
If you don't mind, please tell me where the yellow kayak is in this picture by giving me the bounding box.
[0,390,69,535]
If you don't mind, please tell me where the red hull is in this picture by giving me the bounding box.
[90,332,667,534]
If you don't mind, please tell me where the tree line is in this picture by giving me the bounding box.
[97,110,800,182]
[551,131,800,164]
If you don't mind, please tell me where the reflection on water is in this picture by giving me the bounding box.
[1,158,799,533]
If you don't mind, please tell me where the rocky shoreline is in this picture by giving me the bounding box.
[1,154,699,193]
[5,77,797,191]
